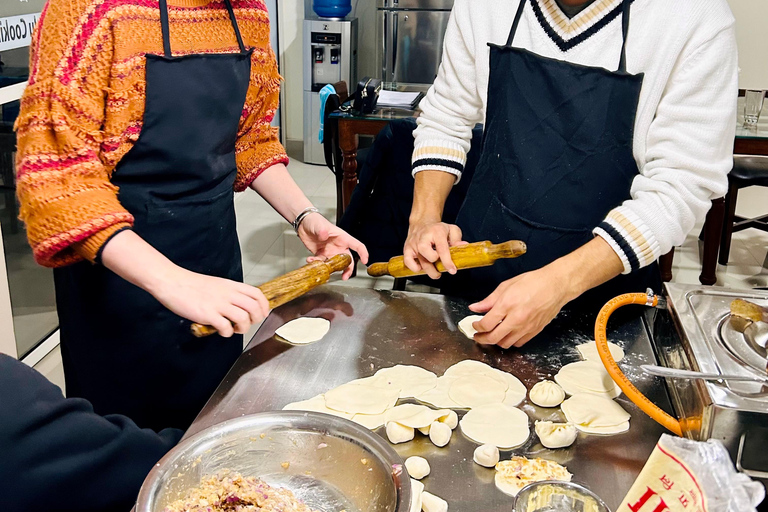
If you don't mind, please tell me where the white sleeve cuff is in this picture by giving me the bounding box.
[412,139,467,184]
[593,206,662,275]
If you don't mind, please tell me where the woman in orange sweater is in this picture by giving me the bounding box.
[15,0,367,431]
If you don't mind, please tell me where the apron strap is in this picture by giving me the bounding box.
[159,0,172,58]
[618,0,631,73]
[505,0,527,48]
[158,0,247,57]
[223,0,248,53]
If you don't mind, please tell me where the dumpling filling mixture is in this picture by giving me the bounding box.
[164,472,319,512]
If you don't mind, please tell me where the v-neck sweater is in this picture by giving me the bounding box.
[412,0,738,274]
[15,0,288,267]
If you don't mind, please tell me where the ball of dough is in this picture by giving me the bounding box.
[404,456,430,480]
[439,410,459,430]
[473,444,500,468]
[429,420,452,447]
[386,422,415,444]
[535,420,578,449]
[421,491,449,512]
[529,380,566,408]
[418,425,431,436]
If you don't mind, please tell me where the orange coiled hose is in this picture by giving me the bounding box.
[594,292,683,437]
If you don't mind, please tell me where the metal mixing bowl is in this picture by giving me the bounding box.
[135,411,410,512]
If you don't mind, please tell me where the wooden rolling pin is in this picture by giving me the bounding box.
[367,240,527,278]
[191,253,352,337]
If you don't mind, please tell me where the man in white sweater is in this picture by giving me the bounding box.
[404,0,737,348]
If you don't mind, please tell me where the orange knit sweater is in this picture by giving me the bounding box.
[15,0,288,267]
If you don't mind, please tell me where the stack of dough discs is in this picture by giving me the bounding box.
[560,394,630,434]
[371,365,438,398]
[385,404,452,428]
[458,315,484,339]
[554,361,621,399]
[576,341,625,363]
[275,317,331,344]
[459,404,529,449]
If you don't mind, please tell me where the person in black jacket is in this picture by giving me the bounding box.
[0,354,182,512]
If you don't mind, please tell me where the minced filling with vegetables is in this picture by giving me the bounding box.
[163,472,319,512]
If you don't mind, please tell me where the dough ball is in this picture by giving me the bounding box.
[439,410,459,430]
[429,421,452,447]
[458,315,484,339]
[421,491,448,512]
[528,380,565,408]
[473,444,500,468]
[418,425,431,436]
[577,341,625,363]
[404,456,430,480]
[534,421,577,449]
[275,317,330,344]
[386,422,415,444]
[410,478,424,512]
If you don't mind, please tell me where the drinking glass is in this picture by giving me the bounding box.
[744,90,766,128]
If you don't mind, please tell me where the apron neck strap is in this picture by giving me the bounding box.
[158,0,247,58]
[506,0,633,73]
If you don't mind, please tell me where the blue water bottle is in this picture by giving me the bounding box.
[313,0,352,18]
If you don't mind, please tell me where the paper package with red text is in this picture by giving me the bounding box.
[616,434,764,512]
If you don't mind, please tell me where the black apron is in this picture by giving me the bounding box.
[53,0,251,431]
[449,0,660,306]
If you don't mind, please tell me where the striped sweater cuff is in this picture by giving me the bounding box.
[412,140,467,183]
[593,207,661,275]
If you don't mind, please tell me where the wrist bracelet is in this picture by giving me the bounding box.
[293,207,320,233]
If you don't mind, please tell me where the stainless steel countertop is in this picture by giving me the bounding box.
[189,285,673,511]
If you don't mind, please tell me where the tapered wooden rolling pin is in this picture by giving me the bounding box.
[367,240,527,278]
[191,253,352,337]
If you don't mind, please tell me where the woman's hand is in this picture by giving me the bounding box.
[101,230,270,338]
[298,213,369,279]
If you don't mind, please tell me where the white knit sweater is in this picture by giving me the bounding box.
[412,0,738,274]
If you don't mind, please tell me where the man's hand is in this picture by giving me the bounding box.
[403,221,465,279]
[299,213,369,280]
[468,237,625,348]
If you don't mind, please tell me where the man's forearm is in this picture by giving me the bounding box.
[409,171,456,224]
[551,236,625,303]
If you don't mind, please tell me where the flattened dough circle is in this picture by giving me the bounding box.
[275,317,331,344]
[324,381,400,415]
[554,360,621,399]
[448,374,507,408]
[459,403,530,449]
[576,341,625,363]
[458,315,484,339]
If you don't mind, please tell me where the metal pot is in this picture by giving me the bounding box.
[136,411,410,512]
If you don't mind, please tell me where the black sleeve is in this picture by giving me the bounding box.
[0,354,183,512]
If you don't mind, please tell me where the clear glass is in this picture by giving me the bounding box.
[744,90,766,128]
[1,46,59,358]
[515,481,611,512]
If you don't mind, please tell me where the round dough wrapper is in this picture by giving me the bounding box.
[421,491,448,512]
[351,411,388,430]
[473,444,500,467]
[561,394,631,430]
[386,422,415,444]
[404,456,430,479]
[534,420,577,449]
[571,421,630,435]
[429,421,452,447]
[499,372,527,407]
[325,381,400,415]
[577,341,625,363]
[372,365,438,398]
[275,317,330,344]
[443,360,506,385]
[385,404,451,429]
[282,395,353,420]
[448,374,507,408]
[460,404,530,449]
[529,380,566,408]
[414,377,462,409]
[458,315,484,339]
[554,361,621,399]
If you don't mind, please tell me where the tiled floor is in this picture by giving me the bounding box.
[23,159,768,392]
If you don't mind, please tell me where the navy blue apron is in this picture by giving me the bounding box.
[449,0,659,306]
[53,0,251,431]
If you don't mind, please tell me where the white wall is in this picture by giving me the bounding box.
[728,0,768,89]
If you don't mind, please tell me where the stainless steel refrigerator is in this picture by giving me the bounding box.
[377,0,454,87]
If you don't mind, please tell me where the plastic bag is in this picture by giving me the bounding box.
[616,434,765,512]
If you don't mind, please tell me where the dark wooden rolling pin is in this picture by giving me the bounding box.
[367,240,526,278]
[191,253,352,337]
